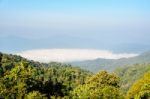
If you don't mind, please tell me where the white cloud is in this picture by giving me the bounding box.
[17,49,138,62]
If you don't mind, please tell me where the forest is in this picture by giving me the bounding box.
[0,52,150,99]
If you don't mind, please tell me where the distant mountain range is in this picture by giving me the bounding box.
[70,51,150,72]
[1,35,150,53]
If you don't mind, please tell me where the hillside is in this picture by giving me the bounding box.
[0,52,150,98]
[0,52,92,98]
[115,63,150,94]
[70,51,150,72]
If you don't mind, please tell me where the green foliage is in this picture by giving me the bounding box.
[1,52,150,99]
[0,52,3,76]
[86,71,120,87]
[0,62,36,98]
[0,53,91,99]
[115,63,150,93]
[25,91,47,99]
[127,71,150,99]
[71,71,124,99]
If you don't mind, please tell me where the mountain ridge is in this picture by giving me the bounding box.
[70,51,150,72]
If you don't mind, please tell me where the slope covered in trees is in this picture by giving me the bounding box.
[0,52,150,99]
[71,51,150,72]
[0,52,92,98]
[127,71,150,99]
[115,63,150,94]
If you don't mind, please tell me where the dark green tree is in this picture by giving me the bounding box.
[0,52,3,76]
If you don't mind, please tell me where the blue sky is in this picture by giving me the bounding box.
[0,0,150,57]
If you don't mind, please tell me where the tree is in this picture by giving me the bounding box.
[25,91,47,99]
[127,71,150,99]
[115,63,150,94]
[0,62,38,98]
[0,52,2,66]
[71,71,124,99]
[0,52,92,98]
[0,52,3,76]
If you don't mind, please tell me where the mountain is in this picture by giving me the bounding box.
[70,51,150,72]
[0,35,103,53]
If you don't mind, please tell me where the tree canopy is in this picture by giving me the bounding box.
[0,52,150,99]
[127,71,150,99]
[71,71,124,99]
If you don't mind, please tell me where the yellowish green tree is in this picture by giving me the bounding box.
[0,62,40,98]
[71,71,124,99]
[127,71,150,99]
[25,91,47,99]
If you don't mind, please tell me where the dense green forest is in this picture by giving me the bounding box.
[0,52,150,99]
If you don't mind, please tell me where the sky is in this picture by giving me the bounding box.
[0,0,150,62]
